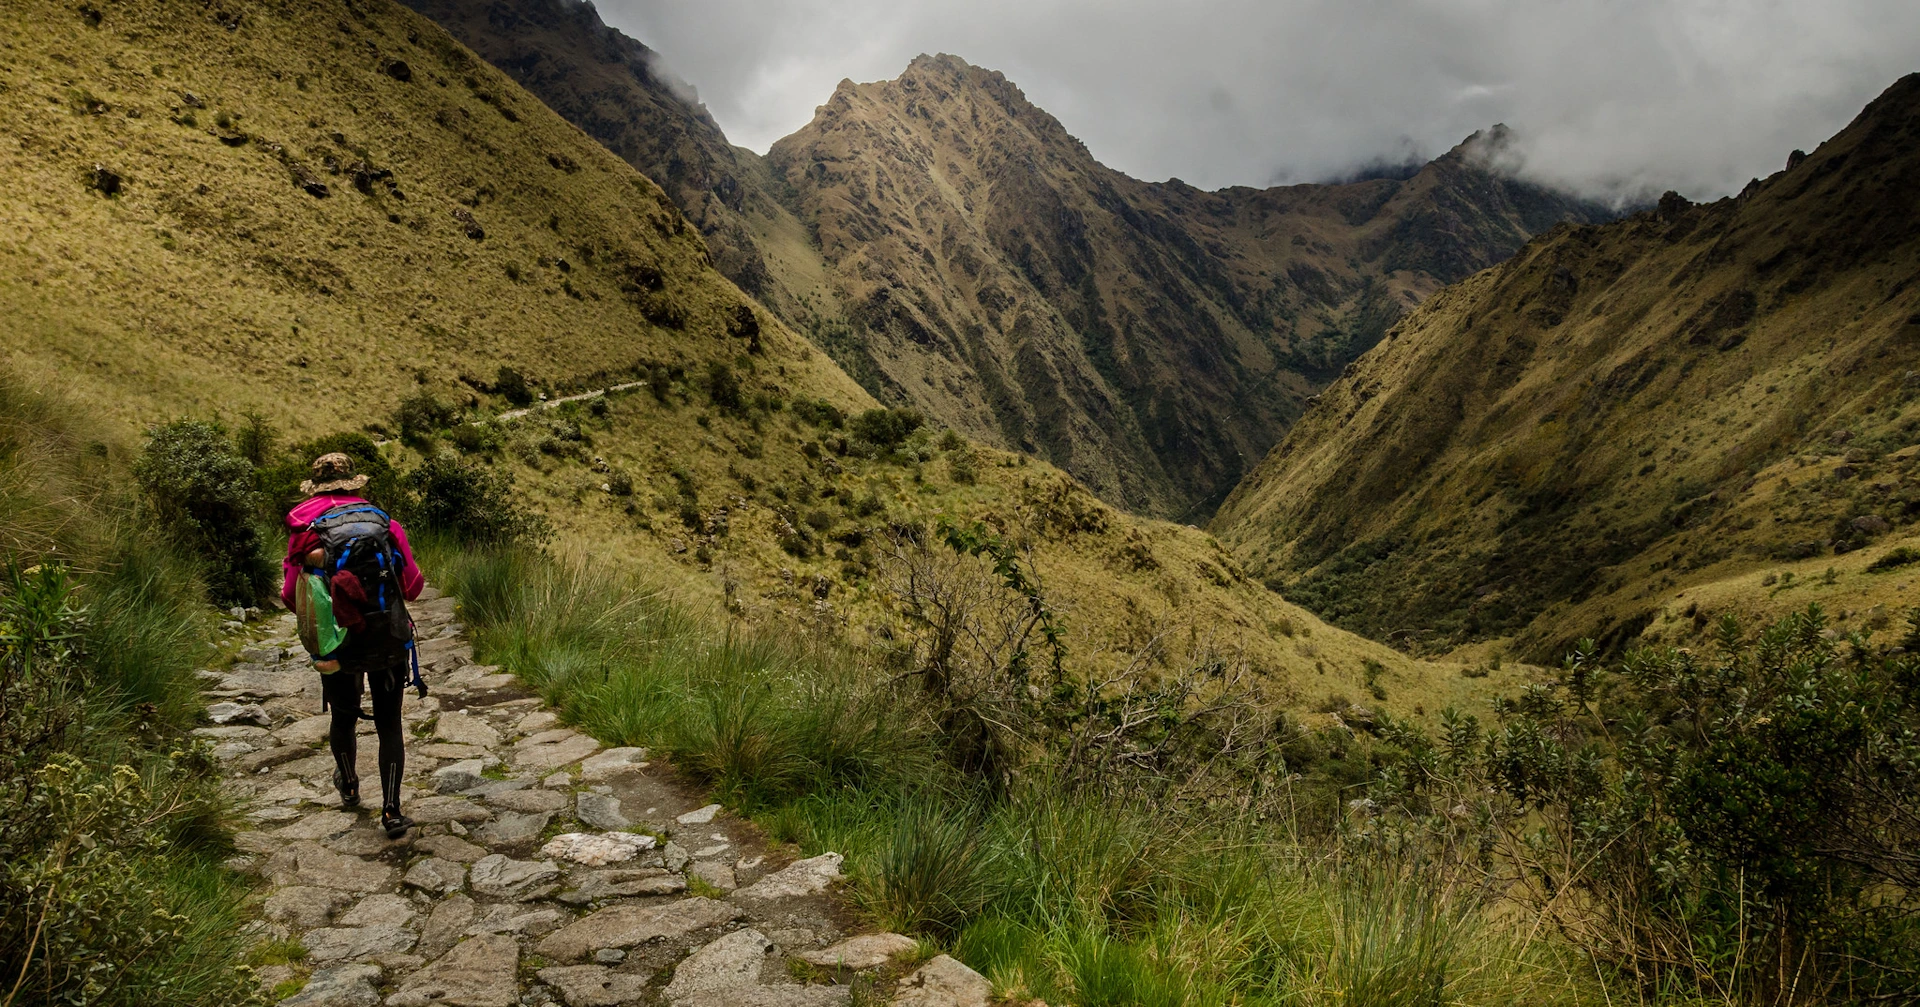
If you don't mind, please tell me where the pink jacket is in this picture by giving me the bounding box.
[280,494,425,610]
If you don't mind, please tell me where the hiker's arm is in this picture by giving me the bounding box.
[280,529,317,610]
[391,519,426,601]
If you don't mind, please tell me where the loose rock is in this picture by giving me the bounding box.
[732,853,843,902]
[575,792,630,830]
[892,955,991,1007]
[797,932,917,971]
[403,856,467,894]
[542,831,655,866]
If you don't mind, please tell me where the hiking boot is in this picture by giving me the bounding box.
[334,770,360,809]
[380,810,414,839]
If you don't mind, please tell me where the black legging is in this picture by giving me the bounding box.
[322,640,407,815]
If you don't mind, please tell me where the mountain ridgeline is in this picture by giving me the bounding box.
[400,0,1612,518]
[1215,73,1920,658]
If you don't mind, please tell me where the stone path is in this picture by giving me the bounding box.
[203,586,992,1007]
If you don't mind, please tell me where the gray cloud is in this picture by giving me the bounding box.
[593,0,1920,202]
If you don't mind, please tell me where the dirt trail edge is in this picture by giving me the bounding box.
[201,585,991,1007]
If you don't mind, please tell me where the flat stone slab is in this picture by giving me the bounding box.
[514,711,559,735]
[404,856,467,894]
[891,955,990,1007]
[575,792,630,830]
[416,834,489,863]
[273,810,358,841]
[689,860,736,892]
[388,933,519,1007]
[732,853,842,902]
[541,832,656,867]
[488,789,569,814]
[263,885,351,928]
[264,842,396,892]
[274,714,334,746]
[513,733,600,772]
[662,928,772,1004]
[409,796,493,825]
[338,894,419,928]
[465,906,563,937]
[279,962,382,1007]
[469,854,561,900]
[536,897,744,962]
[302,923,417,962]
[558,868,684,905]
[675,804,721,825]
[536,964,653,1007]
[578,747,648,782]
[419,743,496,761]
[473,810,550,847]
[433,760,487,795]
[418,894,477,961]
[435,713,502,748]
[798,932,917,971]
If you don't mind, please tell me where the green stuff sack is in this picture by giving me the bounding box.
[295,569,349,660]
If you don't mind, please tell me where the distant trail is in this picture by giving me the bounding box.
[492,381,647,423]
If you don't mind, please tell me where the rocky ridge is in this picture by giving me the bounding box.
[207,586,989,1006]
[396,1,1614,518]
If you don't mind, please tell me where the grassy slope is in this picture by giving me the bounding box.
[0,0,865,432]
[0,0,1502,723]
[1214,73,1920,660]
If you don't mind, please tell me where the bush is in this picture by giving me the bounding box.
[791,398,844,429]
[1370,609,1920,1002]
[850,407,924,451]
[396,391,458,446]
[493,366,535,407]
[405,454,550,547]
[1867,545,1920,572]
[0,565,253,1007]
[706,361,743,413]
[132,420,272,605]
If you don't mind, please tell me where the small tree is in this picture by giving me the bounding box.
[132,420,273,606]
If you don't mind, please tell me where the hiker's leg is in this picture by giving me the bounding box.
[322,670,362,795]
[368,659,406,815]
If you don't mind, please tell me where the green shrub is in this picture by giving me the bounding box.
[706,361,743,414]
[791,397,844,429]
[405,455,550,547]
[132,420,272,605]
[1867,545,1920,571]
[493,366,535,407]
[395,391,458,446]
[850,407,924,452]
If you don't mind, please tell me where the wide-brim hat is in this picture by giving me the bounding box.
[300,452,370,495]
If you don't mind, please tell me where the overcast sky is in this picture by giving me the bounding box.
[591,0,1920,202]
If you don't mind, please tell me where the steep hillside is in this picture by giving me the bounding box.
[1,0,1493,724]
[0,0,861,429]
[1215,74,1920,659]
[393,1,1611,518]
[395,0,809,317]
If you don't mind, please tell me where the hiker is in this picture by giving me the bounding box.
[281,452,426,839]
